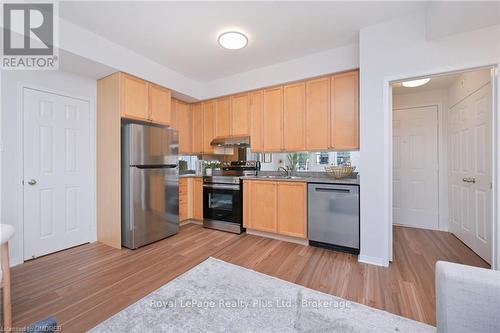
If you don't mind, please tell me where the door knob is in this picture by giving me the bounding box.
[27,179,37,185]
[462,177,468,182]
[470,177,476,184]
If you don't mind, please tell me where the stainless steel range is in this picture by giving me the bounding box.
[203,161,259,234]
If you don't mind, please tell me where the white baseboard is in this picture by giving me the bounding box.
[358,254,389,267]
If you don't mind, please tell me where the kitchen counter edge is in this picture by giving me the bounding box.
[241,176,359,186]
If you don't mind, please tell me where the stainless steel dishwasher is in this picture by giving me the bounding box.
[308,183,359,254]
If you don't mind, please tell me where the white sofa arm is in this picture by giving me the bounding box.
[436,261,500,333]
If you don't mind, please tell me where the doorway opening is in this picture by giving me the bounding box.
[391,67,495,269]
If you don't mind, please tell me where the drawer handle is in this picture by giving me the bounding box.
[314,188,350,193]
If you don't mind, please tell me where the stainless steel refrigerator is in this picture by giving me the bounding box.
[121,123,179,249]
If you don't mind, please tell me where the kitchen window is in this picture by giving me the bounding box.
[254,151,360,173]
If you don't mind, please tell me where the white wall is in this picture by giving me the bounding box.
[57,18,358,101]
[204,44,359,99]
[359,10,500,267]
[58,18,204,99]
[1,70,97,266]
[448,69,492,107]
[393,89,449,231]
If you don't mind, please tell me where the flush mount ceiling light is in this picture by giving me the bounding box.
[402,78,431,88]
[218,31,248,50]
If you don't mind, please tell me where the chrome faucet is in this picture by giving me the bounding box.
[278,166,289,177]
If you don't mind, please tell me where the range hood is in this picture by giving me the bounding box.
[210,136,250,147]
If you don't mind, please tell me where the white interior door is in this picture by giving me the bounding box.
[448,83,492,264]
[393,106,439,229]
[23,88,92,260]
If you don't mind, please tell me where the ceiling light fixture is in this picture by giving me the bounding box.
[218,31,248,50]
[402,78,431,88]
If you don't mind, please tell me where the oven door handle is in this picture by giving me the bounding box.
[203,184,240,190]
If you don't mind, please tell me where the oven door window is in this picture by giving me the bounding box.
[208,192,233,211]
[203,187,241,223]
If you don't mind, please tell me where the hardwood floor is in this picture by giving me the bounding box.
[9,224,488,332]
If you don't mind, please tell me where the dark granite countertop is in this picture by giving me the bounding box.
[240,175,359,185]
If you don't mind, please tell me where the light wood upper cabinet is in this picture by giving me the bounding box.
[306,77,330,150]
[119,73,172,126]
[121,73,149,120]
[170,98,178,129]
[263,87,283,152]
[149,83,172,125]
[231,94,250,136]
[174,99,192,154]
[116,70,358,154]
[192,178,204,220]
[191,103,203,154]
[331,70,359,150]
[202,101,216,154]
[277,182,307,239]
[283,82,306,151]
[215,97,231,138]
[249,90,264,151]
[243,180,277,233]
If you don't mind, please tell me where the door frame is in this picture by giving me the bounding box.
[392,103,445,231]
[18,83,96,261]
[384,61,499,269]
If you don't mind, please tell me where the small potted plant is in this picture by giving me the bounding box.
[204,161,221,176]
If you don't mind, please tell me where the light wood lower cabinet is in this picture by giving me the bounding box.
[179,178,190,221]
[179,177,203,221]
[192,178,204,220]
[243,180,278,232]
[277,182,307,238]
[243,180,307,238]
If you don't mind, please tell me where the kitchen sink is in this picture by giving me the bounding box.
[254,175,305,180]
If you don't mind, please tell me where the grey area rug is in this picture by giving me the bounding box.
[90,257,435,332]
